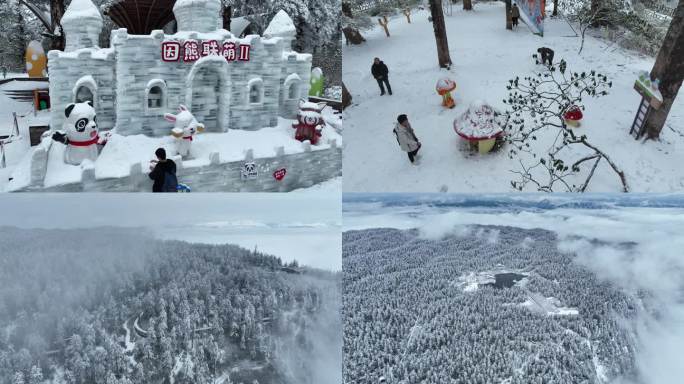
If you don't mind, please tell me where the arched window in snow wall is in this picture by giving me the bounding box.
[145,79,167,112]
[73,76,97,106]
[284,73,301,101]
[247,78,264,105]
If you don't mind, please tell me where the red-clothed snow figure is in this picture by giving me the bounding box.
[293,101,326,145]
[563,105,583,127]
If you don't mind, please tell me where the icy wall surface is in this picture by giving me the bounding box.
[14,146,341,192]
[48,0,312,137]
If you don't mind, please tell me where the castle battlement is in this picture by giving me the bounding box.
[48,0,311,137]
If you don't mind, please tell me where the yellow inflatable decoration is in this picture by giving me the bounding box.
[25,41,47,78]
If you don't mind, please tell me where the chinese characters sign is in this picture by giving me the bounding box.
[162,40,251,63]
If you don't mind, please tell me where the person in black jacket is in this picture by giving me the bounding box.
[149,147,177,192]
[537,47,554,66]
[371,57,392,96]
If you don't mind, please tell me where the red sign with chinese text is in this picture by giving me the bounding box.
[162,40,251,62]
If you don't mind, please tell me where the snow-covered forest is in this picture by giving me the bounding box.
[344,226,638,383]
[0,227,341,384]
[342,193,684,384]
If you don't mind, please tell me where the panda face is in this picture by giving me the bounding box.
[304,115,318,126]
[63,102,99,141]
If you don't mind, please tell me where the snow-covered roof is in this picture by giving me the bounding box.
[264,10,296,37]
[230,16,251,37]
[62,0,103,24]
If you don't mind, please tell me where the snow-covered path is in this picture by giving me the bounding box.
[122,316,136,353]
[343,3,684,192]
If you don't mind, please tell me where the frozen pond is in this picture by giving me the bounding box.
[485,273,526,289]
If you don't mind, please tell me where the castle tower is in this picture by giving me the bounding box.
[173,0,223,33]
[61,0,104,51]
[263,10,296,50]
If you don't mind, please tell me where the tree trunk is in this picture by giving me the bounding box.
[343,27,367,45]
[463,0,473,11]
[342,2,366,45]
[428,0,452,68]
[644,2,684,139]
[378,17,390,37]
[590,0,608,27]
[505,0,512,30]
[223,6,232,31]
[342,82,352,110]
[342,2,353,18]
[553,0,558,17]
[404,9,412,23]
[50,0,65,51]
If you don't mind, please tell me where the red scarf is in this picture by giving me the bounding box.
[69,136,100,147]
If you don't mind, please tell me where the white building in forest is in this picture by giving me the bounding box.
[48,0,312,136]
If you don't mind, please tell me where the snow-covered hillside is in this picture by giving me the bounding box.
[343,3,684,192]
[343,193,684,384]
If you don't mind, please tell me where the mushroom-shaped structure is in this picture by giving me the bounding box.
[61,0,104,52]
[453,100,505,154]
[563,105,583,127]
[264,10,297,50]
[436,78,456,108]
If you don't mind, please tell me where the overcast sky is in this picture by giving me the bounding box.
[0,193,341,270]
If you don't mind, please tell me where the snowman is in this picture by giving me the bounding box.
[164,104,205,158]
[51,101,108,165]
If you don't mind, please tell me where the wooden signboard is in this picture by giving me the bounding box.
[634,80,662,110]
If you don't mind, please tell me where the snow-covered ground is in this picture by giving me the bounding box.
[0,103,342,191]
[520,293,579,316]
[343,3,684,192]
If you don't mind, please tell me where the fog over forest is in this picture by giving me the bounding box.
[0,194,341,271]
[0,227,341,384]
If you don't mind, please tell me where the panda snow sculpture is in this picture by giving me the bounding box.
[164,104,205,158]
[51,101,107,165]
[293,101,326,145]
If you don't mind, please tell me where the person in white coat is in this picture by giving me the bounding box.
[393,114,422,163]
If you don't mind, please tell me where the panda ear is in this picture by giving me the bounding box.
[65,104,76,118]
[86,100,93,108]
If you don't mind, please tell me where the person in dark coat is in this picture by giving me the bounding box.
[511,4,520,27]
[371,57,392,96]
[149,147,177,192]
[537,47,554,66]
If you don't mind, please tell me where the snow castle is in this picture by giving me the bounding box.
[48,0,312,136]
